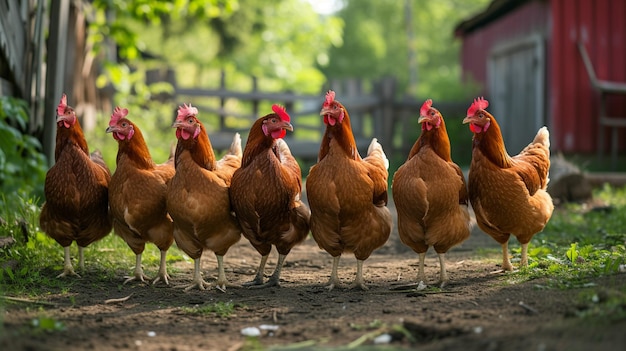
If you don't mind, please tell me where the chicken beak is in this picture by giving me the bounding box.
[171,120,183,129]
[462,116,472,124]
[417,115,427,124]
[284,121,294,132]
[105,126,114,133]
[320,107,331,116]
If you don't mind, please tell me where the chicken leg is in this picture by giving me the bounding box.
[520,243,529,267]
[244,254,269,286]
[417,252,427,283]
[152,250,170,285]
[437,253,448,288]
[350,259,368,290]
[78,246,86,271]
[247,254,287,288]
[500,241,514,271]
[57,246,80,278]
[326,256,342,291]
[183,257,211,291]
[214,254,231,292]
[124,253,150,284]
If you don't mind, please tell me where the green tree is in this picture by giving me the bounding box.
[323,0,489,100]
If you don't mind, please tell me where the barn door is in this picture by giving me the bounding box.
[488,35,546,154]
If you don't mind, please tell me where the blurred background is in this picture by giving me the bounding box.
[1,0,625,205]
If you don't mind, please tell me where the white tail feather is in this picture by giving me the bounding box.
[367,138,389,170]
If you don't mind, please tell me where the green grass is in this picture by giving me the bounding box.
[179,301,239,318]
[0,195,188,297]
[511,184,626,288]
[497,184,626,321]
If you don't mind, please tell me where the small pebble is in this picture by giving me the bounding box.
[373,333,392,344]
[241,327,261,337]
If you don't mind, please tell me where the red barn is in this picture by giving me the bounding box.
[455,0,626,166]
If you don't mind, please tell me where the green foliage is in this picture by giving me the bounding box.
[180,301,238,318]
[0,97,47,205]
[83,100,176,171]
[575,288,626,321]
[0,195,187,296]
[324,0,489,100]
[511,185,626,290]
[31,315,66,332]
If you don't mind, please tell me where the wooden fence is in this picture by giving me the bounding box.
[164,74,470,165]
[167,73,398,163]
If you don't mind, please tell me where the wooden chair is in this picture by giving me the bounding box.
[577,41,626,170]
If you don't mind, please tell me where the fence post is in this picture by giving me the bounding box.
[378,77,396,155]
[251,76,259,119]
[219,70,226,130]
[43,0,70,166]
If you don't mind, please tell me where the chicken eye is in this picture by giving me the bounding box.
[271,118,277,123]
[187,117,194,123]
[121,122,128,127]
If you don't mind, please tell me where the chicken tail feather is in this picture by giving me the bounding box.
[229,133,243,158]
[532,126,550,149]
[367,138,389,170]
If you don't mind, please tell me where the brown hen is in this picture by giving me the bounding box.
[40,94,112,278]
[167,104,242,291]
[463,97,553,271]
[392,99,470,288]
[306,91,392,290]
[230,105,310,288]
[106,107,175,285]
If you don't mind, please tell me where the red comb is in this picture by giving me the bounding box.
[420,99,433,116]
[324,90,336,107]
[467,97,489,117]
[177,103,198,120]
[271,104,290,122]
[109,106,129,126]
[57,94,67,115]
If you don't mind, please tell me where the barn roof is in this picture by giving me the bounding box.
[454,0,533,36]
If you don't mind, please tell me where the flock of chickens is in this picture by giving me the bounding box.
[39,91,553,291]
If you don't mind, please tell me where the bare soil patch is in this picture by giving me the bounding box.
[2,216,626,350]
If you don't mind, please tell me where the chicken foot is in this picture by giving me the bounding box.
[182,258,211,291]
[501,241,514,271]
[244,254,269,286]
[247,254,287,289]
[350,259,368,290]
[124,253,150,284]
[151,250,170,286]
[57,246,81,278]
[326,256,343,291]
[520,243,529,267]
[214,255,236,292]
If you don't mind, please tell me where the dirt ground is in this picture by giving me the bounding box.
[2,206,626,351]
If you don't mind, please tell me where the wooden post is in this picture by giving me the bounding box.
[251,76,259,119]
[219,69,226,130]
[378,77,396,155]
[43,0,70,166]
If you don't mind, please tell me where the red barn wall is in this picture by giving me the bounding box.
[550,0,626,153]
[459,1,549,91]
[459,0,626,154]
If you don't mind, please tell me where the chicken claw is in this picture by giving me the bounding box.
[151,250,171,286]
[57,247,81,278]
[57,266,81,278]
[325,256,343,291]
[123,254,150,285]
[246,254,286,289]
[349,260,369,290]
